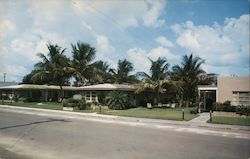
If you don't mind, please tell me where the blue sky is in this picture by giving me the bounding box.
[0,0,249,82]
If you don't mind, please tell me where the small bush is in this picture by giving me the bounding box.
[107,91,130,110]
[14,95,19,102]
[26,97,40,102]
[97,92,106,105]
[213,101,236,112]
[1,94,9,100]
[18,97,26,102]
[63,98,86,110]
[213,102,224,111]
[190,108,199,114]
[236,106,250,116]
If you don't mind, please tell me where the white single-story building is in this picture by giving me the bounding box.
[0,83,135,103]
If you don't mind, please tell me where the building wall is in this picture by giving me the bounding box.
[218,76,250,105]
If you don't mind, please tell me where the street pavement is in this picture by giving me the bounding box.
[0,106,250,159]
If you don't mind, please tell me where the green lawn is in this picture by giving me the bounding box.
[211,116,250,126]
[1,101,198,121]
[101,107,198,121]
[1,101,63,110]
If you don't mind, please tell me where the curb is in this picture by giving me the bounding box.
[1,105,250,132]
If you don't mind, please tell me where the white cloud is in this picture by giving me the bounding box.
[11,39,38,63]
[0,47,8,70]
[82,20,93,31]
[127,48,151,72]
[118,17,138,29]
[202,64,231,76]
[10,29,68,63]
[171,14,250,74]
[72,0,166,29]
[127,46,179,73]
[155,36,174,48]
[0,19,16,38]
[148,46,179,60]
[96,35,115,53]
[95,35,117,69]
[11,39,34,52]
[72,0,146,29]
[0,64,29,82]
[28,0,69,28]
[176,30,200,50]
[143,0,166,27]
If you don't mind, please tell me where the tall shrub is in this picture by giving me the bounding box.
[107,91,130,110]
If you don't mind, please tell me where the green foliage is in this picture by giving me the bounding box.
[236,106,250,116]
[171,54,205,104]
[13,95,19,102]
[1,94,9,100]
[107,91,130,110]
[102,107,198,121]
[213,102,224,111]
[110,59,137,84]
[213,101,236,112]
[63,98,86,110]
[135,57,170,105]
[91,60,113,84]
[71,41,96,86]
[190,108,199,114]
[97,92,106,105]
[30,44,71,102]
[211,116,250,126]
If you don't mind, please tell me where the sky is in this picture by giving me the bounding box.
[0,0,249,82]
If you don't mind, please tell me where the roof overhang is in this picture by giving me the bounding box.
[0,83,135,91]
[198,85,218,91]
[0,84,77,91]
[77,84,134,91]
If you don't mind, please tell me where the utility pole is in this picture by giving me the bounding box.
[3,73,6,82]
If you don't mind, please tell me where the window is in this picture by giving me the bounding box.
[232,91,250,106]
[86,92,90,101]
[92,92,97,102]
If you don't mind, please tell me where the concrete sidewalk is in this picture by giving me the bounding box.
[189,112,210,124]
[1,104,250,132]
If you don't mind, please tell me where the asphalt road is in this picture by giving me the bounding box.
[0,111,249,159]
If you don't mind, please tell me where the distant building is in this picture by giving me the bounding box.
[198,76,250,107]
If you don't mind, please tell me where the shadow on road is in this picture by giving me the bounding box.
[0,118,71,130]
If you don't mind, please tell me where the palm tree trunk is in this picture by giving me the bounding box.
[156,86,160,105]
[59,85,64,103]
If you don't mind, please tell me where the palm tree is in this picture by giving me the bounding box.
[135,57,170,105]
[71,41,96,86]
[22,69,50,84]
[198,73,217,85]
[110,59,137,84]
[32,44,71,102]
[171,54,205,106]
[91,60,113,84]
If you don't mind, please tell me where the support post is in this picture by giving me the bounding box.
[204,91,207,111]
[182,109,185,120]
[99,104,101,113]
[210,110,212,122]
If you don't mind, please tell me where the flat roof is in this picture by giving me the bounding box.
[198,85,217,90]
